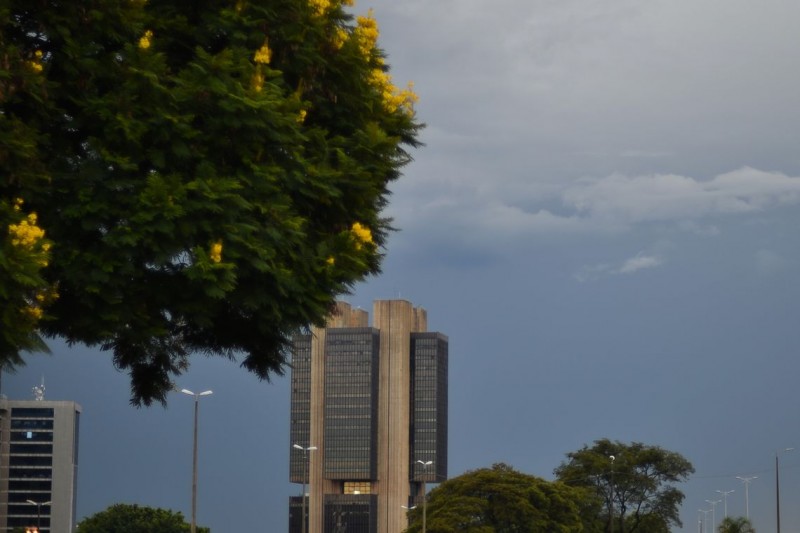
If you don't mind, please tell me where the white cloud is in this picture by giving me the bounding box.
[575,253,662,282]
[561,167,800,226]
[618,254,662,274]
[391,167,800,246]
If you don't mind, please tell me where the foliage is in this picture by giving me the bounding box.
[403,463,589,533]
[717,516,756,533]
[553,438,694,533]
[75,503,209,533]
[1,197,54,365]
[0,0,421,404]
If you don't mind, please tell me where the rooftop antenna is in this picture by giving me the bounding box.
[32,376,45,401]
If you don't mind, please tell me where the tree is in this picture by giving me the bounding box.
[717,516,756,533]
[76,503,209,533]
[403,463,590,533]
[1,0,421,404]
[553,439,694,533]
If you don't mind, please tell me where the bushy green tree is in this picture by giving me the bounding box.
[1,0,421,404]
[76,503,209,533]
[404,463,589,533]
[718,516,756,533]
[553,439,694,533]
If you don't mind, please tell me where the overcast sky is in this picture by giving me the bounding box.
[5,1,800,531]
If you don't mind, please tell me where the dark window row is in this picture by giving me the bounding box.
[11,407,54,418]
[11,418,54,430]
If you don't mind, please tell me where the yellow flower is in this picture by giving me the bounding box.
[297,109,308,123]
[9,213,46,248]
[367,69,419,114]
[351,222,373,249]
[354,10,379,58]
[25,306,44,320]
[139,30,153,50]
[254,42,272,64]
[252,70,265,93]
[309,0,330,15]
[332,27,349,50]
[210,241,223,263]
[326,256,336,266]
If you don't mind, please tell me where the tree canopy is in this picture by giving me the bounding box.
[75,503,209,533]
[404,463,590,533]
[1,0,421,404]
[553,439,694,533]
[717,516,756,533]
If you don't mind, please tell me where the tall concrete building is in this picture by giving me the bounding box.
[289,300,448,533]
[0,394,81,533]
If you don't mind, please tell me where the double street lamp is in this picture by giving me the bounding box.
[181,388,213,533]
[715,489,734,518]
[698,509,711,533]
[26,499,50,531]
[776,447,794,533]
[293,444,317,533]
[704,499,720,533]
[416,460,433,533]
[736,475,757,519]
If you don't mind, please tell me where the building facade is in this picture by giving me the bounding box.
[0,398,81,533]
[289,300,448,533]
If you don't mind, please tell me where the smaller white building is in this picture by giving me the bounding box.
[0,396,81,533]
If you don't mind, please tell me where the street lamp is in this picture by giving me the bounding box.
[26,499,50,530]
[181,388,213,533]
[698,509,711,533]
[417,460,433,533]
[293,444,317,533]
[776,447,794,533]
[715,489,734,518]
[402,504,417,527]
[705,499,720,532]
[609,455,616,533]
[736,475,758,518]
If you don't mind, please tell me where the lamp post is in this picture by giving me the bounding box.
[26,499,50,530]
[705,499,720,532]
[417,460,433,533]
[715,489,734,518]
[402,504,417,528]
[181,388,213,533]
[736,475,758,518]
[609,455,616,533]
[776,447,794,533]
[294,444,317,533]
[698,509,711,533]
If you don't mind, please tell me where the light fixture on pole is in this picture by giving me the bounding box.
[401,504,417,527]
[715,489,734,518]
[705,499,720,532]
[26,499,50,531]
[698,509,711,533]
[416,460,433,533]
[609,455,616,533]
[294,443,317,533]
[181,388,213,533]
[776,447,794,533]
[736,475,758,518]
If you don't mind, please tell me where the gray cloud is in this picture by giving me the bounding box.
[390,167,800,249]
